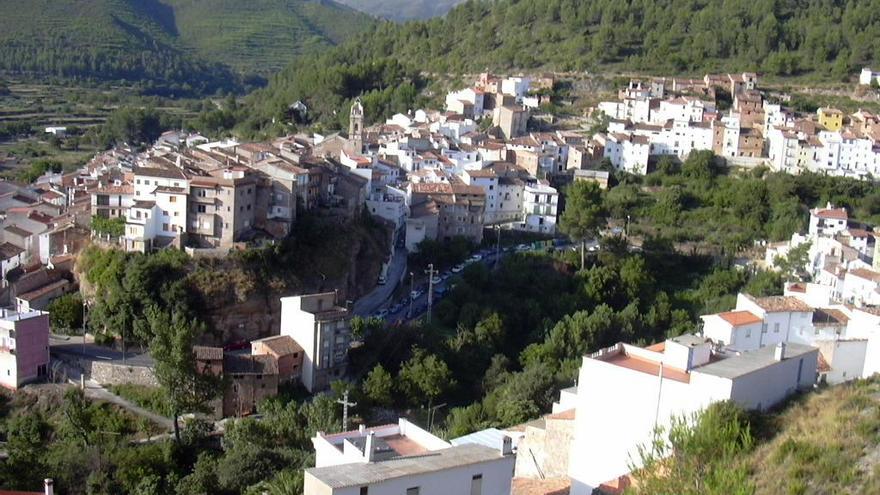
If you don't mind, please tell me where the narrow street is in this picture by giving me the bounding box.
[352,246,407,316]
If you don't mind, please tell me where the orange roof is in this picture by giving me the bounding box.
[717,310,763,326]
[605,352,690,383]
[645,342,665,352]
[814,208,847,220]
[512,478,571,495]
[850,268,880,283]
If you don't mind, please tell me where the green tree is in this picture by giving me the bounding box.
[47,293,83,333]
[560,181,608,270]
[363,364,394,407]
[145,308,220,441]
[773,242,812,282]
[90,216,125,237]
[398,347,455,408]
[631,402,754,495]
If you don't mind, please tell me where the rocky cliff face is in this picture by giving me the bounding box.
[194,216,390,344]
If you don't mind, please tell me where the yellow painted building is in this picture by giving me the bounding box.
[818,107,844,131]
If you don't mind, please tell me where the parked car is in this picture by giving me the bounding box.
[441,272,451,281]
[431,276,442,285]
[377,275,387,285]
[469,254,483,262]
[451,264,464,273]
[376,309,389,319]
[410,289,424,300]
[516,244,530,252]
[390,303,403,314]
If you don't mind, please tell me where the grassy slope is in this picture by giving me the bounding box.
[336,0,464,20]
[748,379,880,494]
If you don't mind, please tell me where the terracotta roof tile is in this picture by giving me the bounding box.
[717,310,763,326]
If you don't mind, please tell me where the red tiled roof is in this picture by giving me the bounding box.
[814,208,847,220]
[717,310,763,326]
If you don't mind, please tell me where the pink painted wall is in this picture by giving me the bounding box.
[14,314,49,386]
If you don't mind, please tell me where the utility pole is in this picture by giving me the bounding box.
[81,300,88,356]
[337,390,357,431]
[425,264,436,323]
[428,402,447,430]
[407,271,415,318]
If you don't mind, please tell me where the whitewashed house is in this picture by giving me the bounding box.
[306,418,514,495]
[567,334,818,494]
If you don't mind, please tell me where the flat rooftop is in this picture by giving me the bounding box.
[695,343,816,379]
[307,443,506,488]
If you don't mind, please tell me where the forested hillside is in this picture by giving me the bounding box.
[0,0,374,94]
[240,0,880,133]
[337,0,464,20]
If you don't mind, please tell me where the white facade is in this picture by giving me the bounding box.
[306,418,514,495]
[521,183,558,234]
[734,294,815,348]
[279,293,351,392]
[716,115,741,158]
[841,269,880,306]
[860,68,880,86]
[567,336,817,494]
[603,134,649,175]
[808,204,848,237]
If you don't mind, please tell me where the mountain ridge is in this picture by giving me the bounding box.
[0,0,375,94]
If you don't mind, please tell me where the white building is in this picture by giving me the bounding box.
[306,418,515,495]
[521,182,558,234]
[125,165,189,251]
[602,133,650,174]
[279,292,351,392]
[651,97,709,124]
[842,268,880,306]
[715,114,742,158]
[567,335,818,494]
[808,203,848,237]
[730,294,815,348]
[860,67,880,86]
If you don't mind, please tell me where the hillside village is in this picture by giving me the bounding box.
[2,69,880,494]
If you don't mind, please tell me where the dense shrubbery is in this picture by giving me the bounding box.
[611,154,880,253]
[351,242,782,434]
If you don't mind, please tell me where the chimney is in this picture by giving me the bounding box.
[499,435,513,455]
[358,424,366,435]
[774,342,787,361]
[44,479,53,495]
[365,431,376,462]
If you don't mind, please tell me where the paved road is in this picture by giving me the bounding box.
[50,334,154,367]
[353,246,407,317]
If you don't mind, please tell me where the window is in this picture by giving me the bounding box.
[470,474,483,495]
[774,323,780,333]
[163,211,169,217]
[761,323,768,334]
[197,205,206,213]
[170,196,177,203]
[745,328,751,338]
[163,223,169,232]
[406,488,420,495]
[360,488,368,495]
